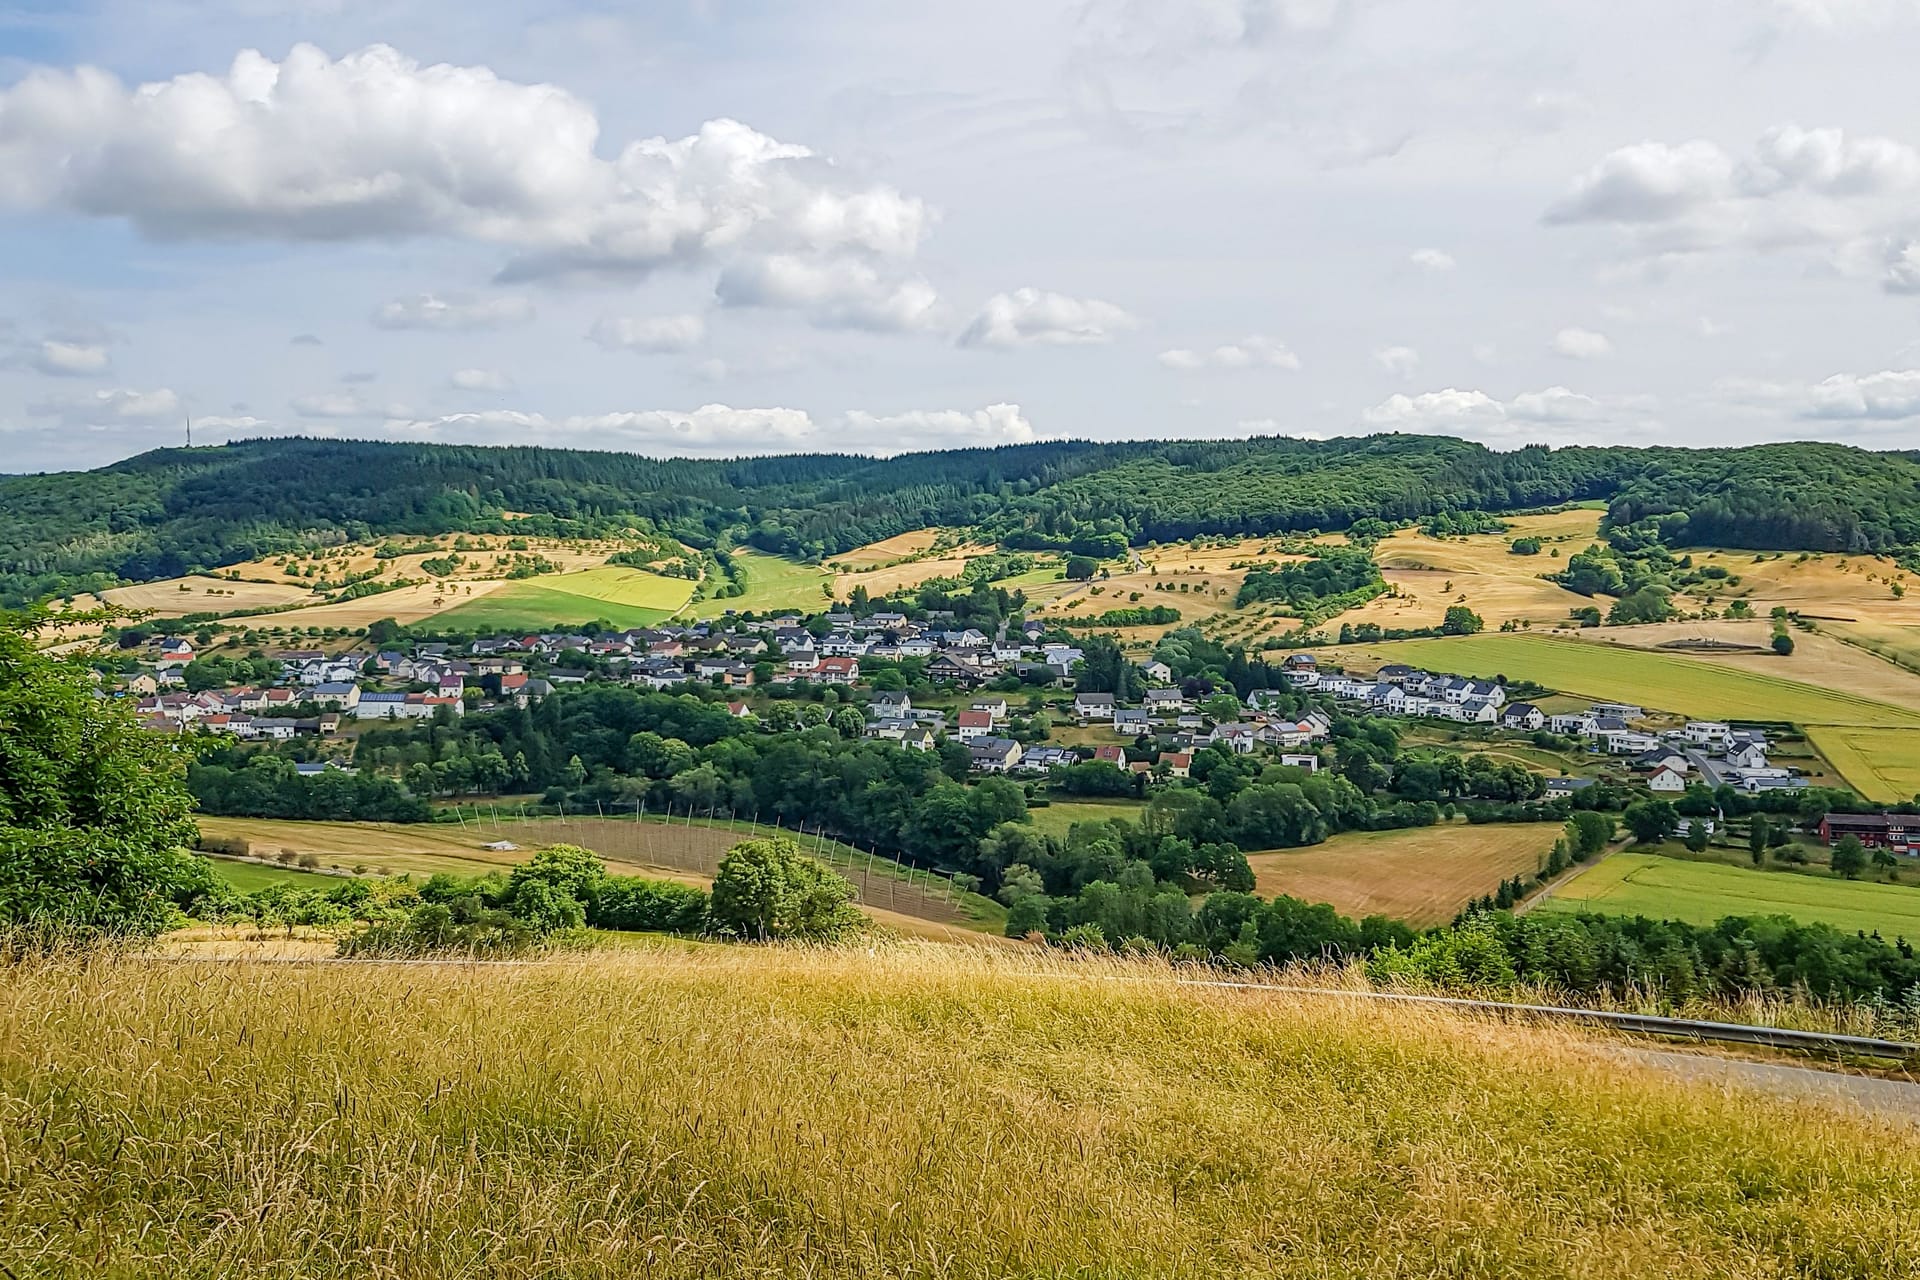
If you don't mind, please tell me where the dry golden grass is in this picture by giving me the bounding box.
[833,545,996,598]
[831,528,944,569]
[101,574,316,613]
[1247,823,1565,925]
[3,944,1917,1278]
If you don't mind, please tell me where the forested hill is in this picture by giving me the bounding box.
[4,434,1920,604]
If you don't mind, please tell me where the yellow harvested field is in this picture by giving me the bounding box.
[835,544,997,597]
[223,536,616,588]
[1247,823,1565,925]
[832,528,944,569]
[102,575,317,613]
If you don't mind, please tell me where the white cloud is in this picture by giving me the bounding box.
[959,288,1137,348]
[1797,369,1920,420]
[1373,345,1421,377]
[714,256,941,332]
[588,313,707,354]
[1551,327,1613,359]
[373,293,535,331]
[1546,126,1920,274]
[840,403,1038,453]
[1506,386,1605,421]
[28,386,180,426]
[0,46,929,277]
[1362,387,1504,430]
[1408,248,1455,272]
[29,339,111,376]
[450,368,514,393]
[1158,335,1299,371]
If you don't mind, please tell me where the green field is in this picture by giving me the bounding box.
[698,549,833,616]
[1542,852,1920,938]
[1348,633,1920,727]
[433,566,694,630]
[1027,798,1147,836]
[200,856,341,892]
[1800,726,1920,804]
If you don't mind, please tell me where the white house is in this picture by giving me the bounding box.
[1684,721,1734,748]
[1501,703,1545,731]
[1074,691,1116,720]
[1648,765,1688,793]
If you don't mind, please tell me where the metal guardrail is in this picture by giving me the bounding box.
[1079,974,1920,1061]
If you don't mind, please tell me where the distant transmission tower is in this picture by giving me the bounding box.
[185,409,193,449]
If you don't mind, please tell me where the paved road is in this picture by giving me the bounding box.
[1624,1047,1920,1123]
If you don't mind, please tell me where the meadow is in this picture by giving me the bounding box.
[1247,822,1564,925]
[700,548,834,616]
[1542,852,1920,938]
[198,857,341,892]
[1340,632,1920,727]
[429,566,694,630]
[1026,797,1149,837]
[4,945,1917,1278]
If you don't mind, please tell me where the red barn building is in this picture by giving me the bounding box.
[1819,813,1920,855]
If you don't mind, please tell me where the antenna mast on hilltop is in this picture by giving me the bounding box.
[185,409,193,450]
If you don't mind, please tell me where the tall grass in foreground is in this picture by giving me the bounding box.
[2,944,1918,1279]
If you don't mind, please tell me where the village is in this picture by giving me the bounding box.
[119,605,1817,807]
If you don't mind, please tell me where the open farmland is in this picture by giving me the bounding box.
[101,574,316,613]
[833,543,998,598]
[1336,633,1920,727]
[701,548,834,616]
[1331,508,1606,635]
[199,857,342,893]
[829,528,944,569]
[1568,621,1920,715]
[12,946,1915,1278]
[430,566,694,630]
[1801,727,1920,804]
[1246,822,1565,926]
[1542,852,1920,938]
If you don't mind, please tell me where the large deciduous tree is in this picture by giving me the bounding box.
[0,607,210,938]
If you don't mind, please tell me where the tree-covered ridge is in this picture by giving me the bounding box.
[7,433,1920,604]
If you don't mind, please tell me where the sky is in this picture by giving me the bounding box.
[4,1,1920,472]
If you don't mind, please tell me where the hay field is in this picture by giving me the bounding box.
[830,528,943,569]
[241,578,516,630]
[1337,633,1920,727]
[1543,852,1920,937]
[1027,798,1149,837]
[833,543,998,598]
[101,574,315,613]
[1247,822,1564,925]
[8,946,1918,1278]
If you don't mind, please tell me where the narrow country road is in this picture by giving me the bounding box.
[1623,1047,1920,1123]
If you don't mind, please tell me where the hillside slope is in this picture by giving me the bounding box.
[3,945,1916,1278]
[6,434,1920,604]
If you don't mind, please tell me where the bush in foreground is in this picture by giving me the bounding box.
[2,946,1916,1277]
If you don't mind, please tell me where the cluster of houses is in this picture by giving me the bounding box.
[1280,654,1805,797]
[860,685,1333,775]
